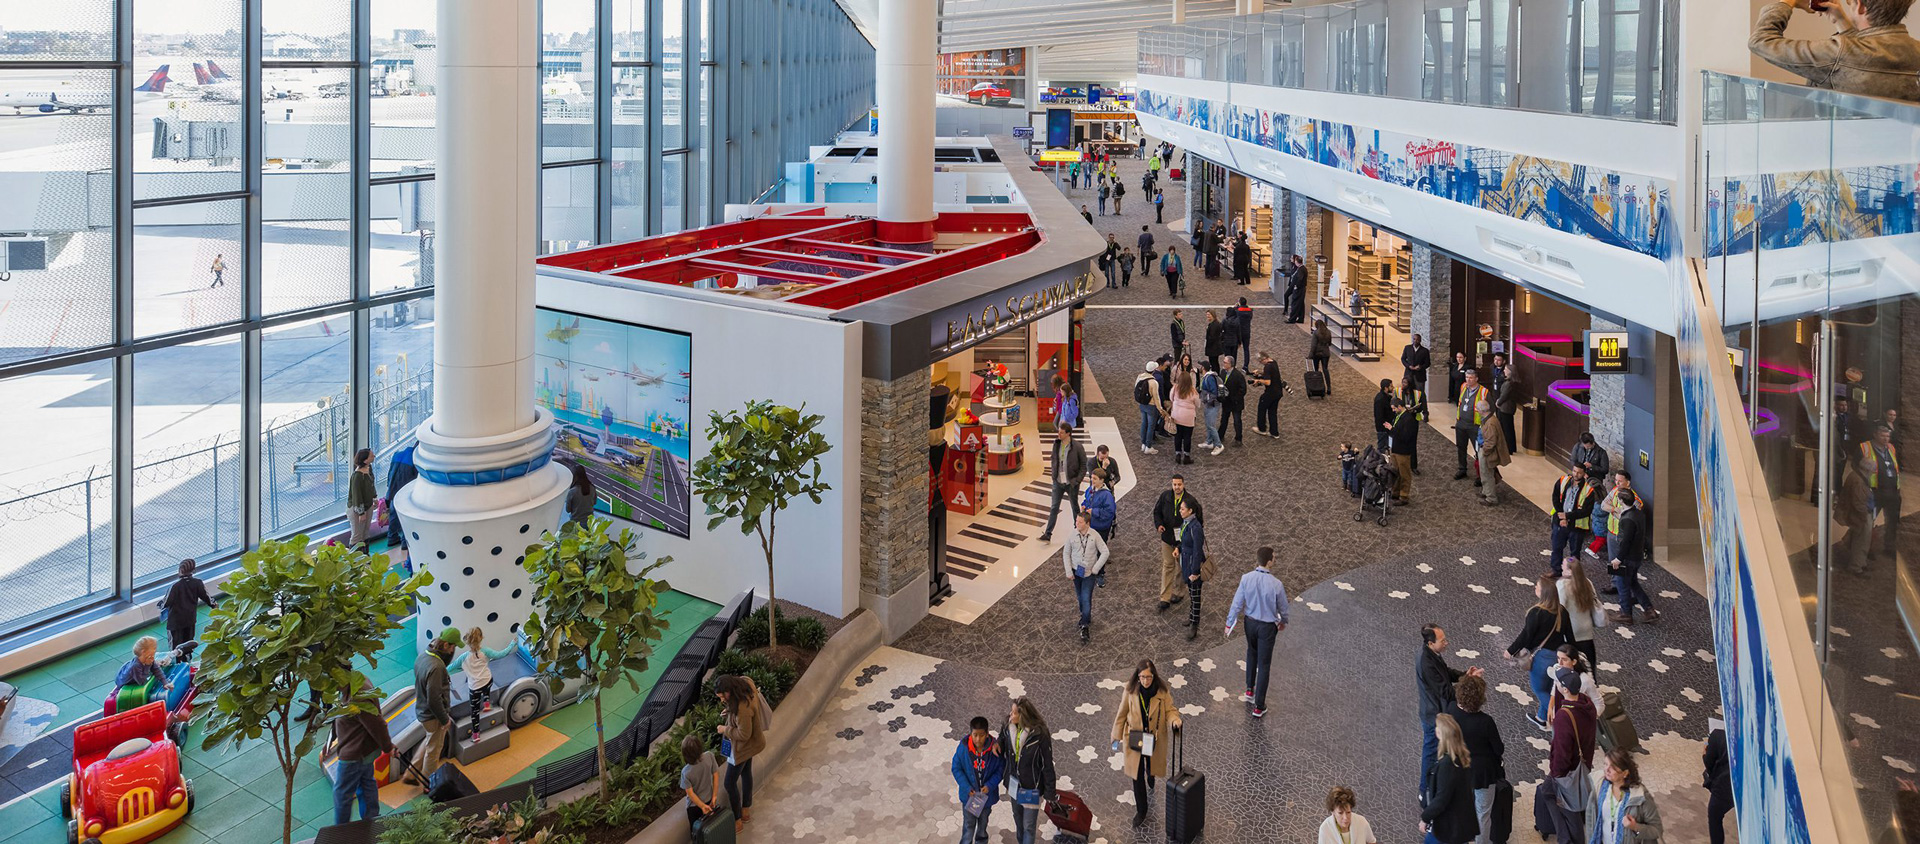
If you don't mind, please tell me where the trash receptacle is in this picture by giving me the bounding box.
[1521,400,1546,457]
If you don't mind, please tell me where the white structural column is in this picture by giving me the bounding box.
[1172,0,1187,25]
[875,0,936,244]
[392,0,571,650]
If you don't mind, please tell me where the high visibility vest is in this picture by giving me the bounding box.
[1402,388,1426,422]
[1459,386,1488,425]
[1558,477,1596,529]
[1864,442,1900,490]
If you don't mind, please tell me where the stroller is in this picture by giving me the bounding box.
[1354,446,1396,526]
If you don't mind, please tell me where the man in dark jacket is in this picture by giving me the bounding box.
[1232,235,1253,286]
[1218,356,1248,445]
[1389,397,1419,504]
[1203,310,1226,366]
[1704,728,1734,844]
[1136,225,1155,260]
[406,628,461,784]
[1153,476,1201,611]
[1039,422,1088,542]
[1448,674,1506,844]
[1253,353,1284,438]
[1418,624,1483,789]
[331,681,396,824]
[1169,309,1187,360]
[1230,298,1254,370]
[387,443,419,552]
[1401,334,1432,394]
[1373,379,1396,452]
[1493,362,1521,453]
[1285,255,1308,323]
[1608,497,1661,624]
[160,558,217,649]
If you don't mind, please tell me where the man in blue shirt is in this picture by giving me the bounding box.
[1224,547,1290,717]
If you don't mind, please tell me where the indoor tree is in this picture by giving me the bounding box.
[522,517,672,799]
[196,536,431,844]
[689,399,833,650]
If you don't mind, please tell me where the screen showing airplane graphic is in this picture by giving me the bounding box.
[534,308,693,539]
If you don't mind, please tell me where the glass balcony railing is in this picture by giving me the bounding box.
[1137,0,1677,123]
[1698,70,1920,841]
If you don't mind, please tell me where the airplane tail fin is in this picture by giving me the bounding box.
[192,63,213,85]
[136,65,170,93]
[206,60,232,80]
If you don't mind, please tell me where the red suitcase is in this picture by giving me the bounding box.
[1169,167,1185,180]
[1044,789,1093,840]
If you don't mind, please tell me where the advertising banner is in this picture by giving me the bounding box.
[938,48,1026,108]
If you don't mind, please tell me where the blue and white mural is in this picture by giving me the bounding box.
[1706,167,1919,257]
[1135,89,1677,259]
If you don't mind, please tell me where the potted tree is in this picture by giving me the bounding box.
[522,517,672,800]
[196,536,431,844]
[689,400,832,651]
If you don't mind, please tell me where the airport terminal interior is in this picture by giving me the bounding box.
[0,0,1917,842]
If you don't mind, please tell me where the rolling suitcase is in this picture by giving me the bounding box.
[1490,778,1515,843]
[1164,725,1205,843]
[424,761,478,803]
[1044,789,1093,841]
[1303,369,1329,399]
[692,806,736,844]
[1597,690,1646,755]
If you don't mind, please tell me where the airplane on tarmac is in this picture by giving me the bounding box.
[0,66,172,115]
[192,62,242,102]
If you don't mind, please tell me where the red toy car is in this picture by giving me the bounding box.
[63,702,193,844]
[966,82,1012,106]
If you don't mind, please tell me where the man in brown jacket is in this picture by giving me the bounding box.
[330,683,395,824]
[1751,0,1920,103]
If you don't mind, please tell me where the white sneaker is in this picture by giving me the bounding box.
[1141,446,1158,454]
[1211,445,1225,456]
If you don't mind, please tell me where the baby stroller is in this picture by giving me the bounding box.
[1355,446,1396,526]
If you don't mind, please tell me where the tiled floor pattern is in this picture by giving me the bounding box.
[0,589,719,844]
[751,538,1725,843]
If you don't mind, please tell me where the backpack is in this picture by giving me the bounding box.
[1134,376,1153,405]
[1199,372,1220,408]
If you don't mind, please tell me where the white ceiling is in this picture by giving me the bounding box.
[836,0,1273,84]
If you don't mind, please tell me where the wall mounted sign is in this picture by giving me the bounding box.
[933,272,1097,356]
[1585,330,1631,374]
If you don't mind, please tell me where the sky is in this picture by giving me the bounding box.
[7,0,602,39]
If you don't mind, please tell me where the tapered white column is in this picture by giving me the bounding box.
[392,0,571,651]
[875,0,935,244]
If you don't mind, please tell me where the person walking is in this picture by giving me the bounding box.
[159,558,217,649]
[1161,246,1184,298]
[951,716,1004,844]
[1170,309,1188,360]
[1317,786,1380,844]
[1168,372,1200,465]
[1608,496,1662,623]
[1218,355,1247,446]
[1232,234,1253,286]
[1550,466,1598,565]
[1224,546,1289,718]
[1000,697,1057,844]
[1448,675,1505,844]
[1199,363,1225,455]
[1557,555,1608,666]
[404,628,461,785]
[1506,575,1573,730]
[347,447,377,551]
[1421,713,1482,844]
[1063,511,1109,643]
[1152,475,1198,612]
[1097,182,1110,216]
[1137,224,1156,261]
[1589,749,1665,843]
[1454,370,1490,481]
[1310,320,1334,392]
[1110,660,1182,828]
[1154,189,1166,223]
[1373,379,1396,453]
[1253,353,1283,439]
[1054,377,1081,431]
[1119,246,1136,287]
[1101,234,1121,289]
[386,443,419,553]
[1389,395,1418,505]
[1113,179,1126,214]
[1135,361,1164,454]
[715,674,770,834]
[1039,421,1088,541]
[1402,333,1433,394]
[1230,297,1254,370]
[1177,497,1209,640]
[329,681,394,825]
[1862,422,1903,561]
[1476,401,1510,505]
[1419,624,1485,789]
[208,253,226,288]
[1544,670,1598,844]
[1400,374,1428,474]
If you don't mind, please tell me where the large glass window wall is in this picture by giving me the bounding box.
[0,0,868,639]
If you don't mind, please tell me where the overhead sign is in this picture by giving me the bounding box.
[1012,126,1033,139]
[1585,330,1631,374]
[1039,149,1081,163]
[933,271,1098,356]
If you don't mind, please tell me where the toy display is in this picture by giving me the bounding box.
[64,701,193,844]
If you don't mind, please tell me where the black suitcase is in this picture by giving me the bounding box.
[1490,778,1514,843]
[1164,725,1205,842]
[1303,369,1328,399]
[1531,777,1556,837]
[425,761,478,803]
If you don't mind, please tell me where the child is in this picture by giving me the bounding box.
[1339,442,1361,498]
[115,636,172,694]
[449,627,512,743]
[680,734,723,826]
[159,557,217,649]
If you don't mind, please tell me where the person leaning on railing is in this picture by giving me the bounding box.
[1750,0,1920,103]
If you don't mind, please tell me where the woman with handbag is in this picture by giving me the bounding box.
[999,697,1056,844]
[1546,670,1598,844]
[714,674,770,834]
[1588,749,1664,843]
[1177,497,1213,640]
[1420,714,1479,844]
[1110,659,1182,828]
[347,448,377,551]
[1505,574,1572,731]
[1556,556,1607,667]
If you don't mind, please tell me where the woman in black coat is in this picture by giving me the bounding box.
[1421,713,1481,844]
[1000,697,1057,844]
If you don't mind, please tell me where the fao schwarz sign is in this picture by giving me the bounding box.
[935,272,1096,354]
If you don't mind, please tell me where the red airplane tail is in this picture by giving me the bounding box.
[192,63,213,85]
[205,60,232,80]
[135,65,170,93]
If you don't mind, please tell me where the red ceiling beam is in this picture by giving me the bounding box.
[785,238,930,261]
[684,258,844,286]
[737,248,889,273]
[787,231,1043,310]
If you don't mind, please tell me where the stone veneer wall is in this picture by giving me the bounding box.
[1290,194,1326,301]
[1590,314,1628,457]
[1409,244,1454,397]
[859,368,932,638]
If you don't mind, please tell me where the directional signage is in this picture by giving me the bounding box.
[1585,330,1631,374]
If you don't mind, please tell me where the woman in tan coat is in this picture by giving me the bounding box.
[1109,659,1182,828]
[715,675,771,833]
[1475,399,1511,506]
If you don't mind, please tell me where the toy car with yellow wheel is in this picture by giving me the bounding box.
[62,701,192,844]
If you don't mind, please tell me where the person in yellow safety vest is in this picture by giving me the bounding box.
[1453,370,1491,483]
[1861,423,1902,563]
[1549,466,1598,572]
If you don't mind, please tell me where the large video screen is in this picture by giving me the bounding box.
[534,309,693,538]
